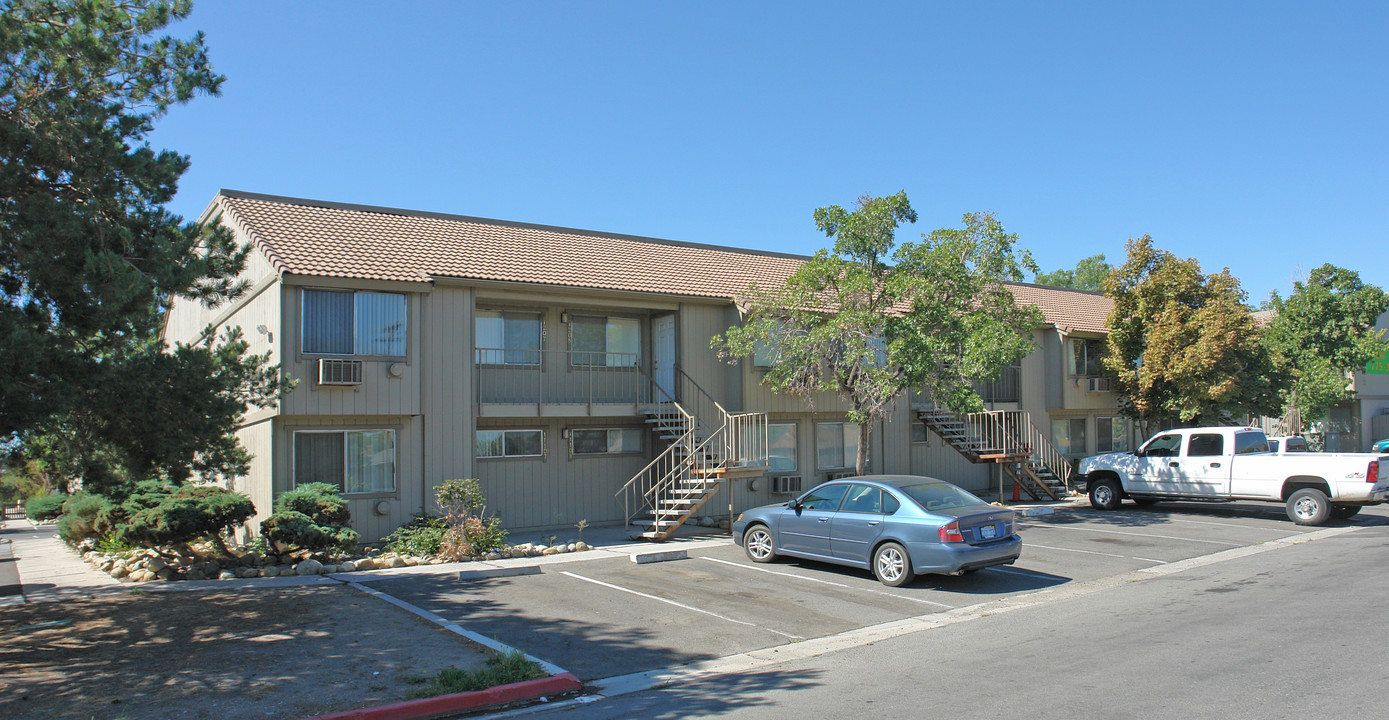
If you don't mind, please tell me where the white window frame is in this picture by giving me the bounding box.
[292,429,397,494]
[767,423,798,472]
[476,429,546,459]
[476,310,542,366]
[569,315,640,368]
[816,422,861,470]
[301,289,407,357]
[569,427,643,456]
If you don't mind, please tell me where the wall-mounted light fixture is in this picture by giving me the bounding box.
[255,324,273,343]
[560,311,570,324]
[560,428,570,439]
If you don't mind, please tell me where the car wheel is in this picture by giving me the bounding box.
[1287,488,1331,526]
[743,524,777,563]
[1330,504,1362,520]
[872,542,916,587]
[1089,479,1122,511]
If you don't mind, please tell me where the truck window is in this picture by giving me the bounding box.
[1188,434,1224,457]
[1142,434,1182,457]
[1284,437,1307,452]
[1267,439,1280,453]
[1234,432,1270,455]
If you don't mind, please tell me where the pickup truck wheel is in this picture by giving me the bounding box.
[1287,488,1331,526]
[1089,479,1122,511]
[1330,505,1362,520]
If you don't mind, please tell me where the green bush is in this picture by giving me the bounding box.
[404,650,545,699]
[434,479,507,560]
[111,482,255,552]
[260,483,358,554]
[383,514,448,556]
[25,494,66,521]
[56,493,113,545]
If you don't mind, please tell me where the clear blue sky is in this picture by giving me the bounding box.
[153,1,1387,303]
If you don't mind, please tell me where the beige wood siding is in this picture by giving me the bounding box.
[421,285,475,513]
[232,418,275,542]
[274,415,424,544]
[279,282,424,418]
[473,417,649,530]
[675,302,743,409]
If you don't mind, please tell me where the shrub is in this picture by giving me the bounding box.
[434,479,507,560]
[56,493,113,545]
[383,514,448,556]
[260,483,358,554]
[25,494,66,521]
[111,482,255,553]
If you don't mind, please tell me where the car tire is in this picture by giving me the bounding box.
[743,524,777,563]
[872,542,916,587]
[1089,479,1122,511]
[1330,504,1362,520]
[1287,488,1331,526]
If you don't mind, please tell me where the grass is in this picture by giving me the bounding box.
[404,649,546,699]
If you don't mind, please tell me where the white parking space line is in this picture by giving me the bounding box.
[1026,542,1168,564]
[699,556,954,609]
[1018,522,1243,546]
[1161,517,1303,533]
[558,571,803,640]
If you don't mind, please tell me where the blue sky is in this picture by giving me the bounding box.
[154,1,1387,303]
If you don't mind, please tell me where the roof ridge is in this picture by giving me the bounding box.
[218,189,815,263]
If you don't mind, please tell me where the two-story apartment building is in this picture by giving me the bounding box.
[164,191,1130,542]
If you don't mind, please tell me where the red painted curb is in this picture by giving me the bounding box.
[304,672,583,720]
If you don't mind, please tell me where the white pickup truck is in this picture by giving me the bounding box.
[1078,426,1389,525]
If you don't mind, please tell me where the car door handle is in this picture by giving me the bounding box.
[868,521,880,526]
[1169,462,1180,468]
[1210,462,1221,468]
[818,517,830,522]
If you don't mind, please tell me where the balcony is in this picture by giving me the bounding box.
[475,348,658,416]
[973,365,1021,404]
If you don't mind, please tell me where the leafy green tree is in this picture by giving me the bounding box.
[1103,236,1282,427]
[1262,265,1388,432]
[1035,253,1112,291]
[1,1,289,495]
[713,193,1042,474]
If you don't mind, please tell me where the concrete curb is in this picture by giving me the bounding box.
[303,672,582,720]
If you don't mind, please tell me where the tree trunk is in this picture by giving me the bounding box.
[855,422,871,475]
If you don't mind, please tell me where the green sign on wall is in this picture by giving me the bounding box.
[1367,349,1389,374]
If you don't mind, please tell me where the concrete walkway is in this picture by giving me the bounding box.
[0,519,124,605]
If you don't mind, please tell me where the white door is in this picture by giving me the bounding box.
[652,314,676,400]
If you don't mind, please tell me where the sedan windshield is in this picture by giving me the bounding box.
[898,481,987,512]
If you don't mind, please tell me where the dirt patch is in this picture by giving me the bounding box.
[0,584,493,720]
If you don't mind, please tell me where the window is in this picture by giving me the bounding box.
[1096,416,1129,453]
[476,429,544,458]
[911,421,929,444]
[839,484,884,514]
[571,315,639,367]
[302,290,406,356]
[752,339,776,367]
[816,422,861,469]
[1235,432,1270,455]
[476,311,541,365]
[1188,433,1224,457]
[1142,433,1182,457]
[1069,337,1104,376]
[797,483,849,511]
[294,430,395,493]
[571,428,642,455]
[1051,417,1088,455]
[767,423,797,471]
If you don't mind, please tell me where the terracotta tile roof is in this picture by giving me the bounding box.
[217,190,1113,333]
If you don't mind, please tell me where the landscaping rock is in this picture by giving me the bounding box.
[542,547,560,556]
[294,559,323,576]
[353,558,376,571]
[566,543,577,553]
[156,567,178,581]
[185,569,207,581]
[218,570,237,580]
[575,542,589,552]
[145,556,168,573]
[384,556,406,569]
[109,565,129,579]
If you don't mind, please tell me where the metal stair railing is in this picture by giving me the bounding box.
[920,404,1073,495]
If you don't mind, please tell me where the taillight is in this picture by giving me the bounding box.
[1368,460,1379,484]
[939,521,964,543]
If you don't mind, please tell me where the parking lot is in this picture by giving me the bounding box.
[369,501,1389,683]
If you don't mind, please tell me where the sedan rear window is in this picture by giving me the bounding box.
[899,482,986,512]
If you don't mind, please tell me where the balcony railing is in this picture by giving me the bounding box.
[476,348,653,411]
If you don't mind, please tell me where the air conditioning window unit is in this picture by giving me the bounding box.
[770,475,802,495]
[827,470,856,481]
[1086,377,1110,393]
[319,358,363,385]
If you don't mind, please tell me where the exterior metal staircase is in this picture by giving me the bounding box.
[917,407,1071,501]
[617,369,768,541]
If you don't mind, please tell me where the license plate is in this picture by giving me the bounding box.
[980,524,997,540]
